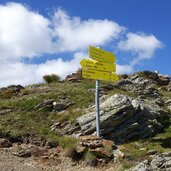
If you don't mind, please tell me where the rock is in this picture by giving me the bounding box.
[53,101,73,112]
[113,149,125,160]
[75,146,86,153]
[147,150,157,155]
[34,99,54,111]
[75,94,170,143]
[51,121,78,135]
[0,84,24,98]
[30,146,48,157]
[90,147,113,158]
[0,108,13,115]
[13,149,31,158]
[139,148,147,151]
[73,136,116,161]
[136,71,170,86]
[65,72,82,82]
[126,160,151,171]
[79,135,102,141]
[165,99,171,111]
[101,84,114,91]
[150,156,166,170]
[128,152,171,171]
[114,72,163,98]
[0,139,12,148]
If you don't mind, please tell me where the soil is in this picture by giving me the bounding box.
[0,146,120,171]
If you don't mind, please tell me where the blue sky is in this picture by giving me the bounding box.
[0,0,170,87]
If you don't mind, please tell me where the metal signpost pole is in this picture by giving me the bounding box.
[81,45,118,137]
[95,80,100,137]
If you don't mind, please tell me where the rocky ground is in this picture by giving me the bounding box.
[0,141,121,171]
[0,70,170,170]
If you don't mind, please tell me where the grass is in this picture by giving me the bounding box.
[0,81,95,149]
[160,90,171,98]
[119,119,171,170]
[109,87,136,98]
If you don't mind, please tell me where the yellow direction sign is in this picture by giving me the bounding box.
[89,46,116,63]
[82,68,118,82]
[80,59,116,72]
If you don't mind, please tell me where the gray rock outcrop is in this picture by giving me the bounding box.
[76,94,170,143]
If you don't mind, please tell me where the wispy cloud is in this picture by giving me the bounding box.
[117,32,163,70]
[53,9,125,51]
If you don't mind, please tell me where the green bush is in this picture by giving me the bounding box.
[43,74,60,84]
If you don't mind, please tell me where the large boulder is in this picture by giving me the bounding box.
[76,94,170,143]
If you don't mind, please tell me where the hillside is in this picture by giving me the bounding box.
[0,71,170,171]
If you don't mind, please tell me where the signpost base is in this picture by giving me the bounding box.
[95,80,100,137]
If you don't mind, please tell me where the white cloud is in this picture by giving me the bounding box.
[118,32,162,64]
[0,2,55,61]
[116,32,163,74]
[0,3,124,62]
[53,9,125,51]
[116,64,134,74]
[0,51,86,87]
[35,51,86,79]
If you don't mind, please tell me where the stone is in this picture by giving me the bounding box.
[34,99,54,110]
[75,93,170,143]
[13,149,31,158]
[113,149,125,159]
[0,108,13,115]
[51,121,74,135]
[53,102,71,112]
[65,72,82,82]
[0,139,12,148]
[0,84,24,98]
[30,147,48,157]
[126,160,151,171]
[75,146,86,153]
[101,139,115,149]
[139,148,147,151]
[79,135,102,141]
[151,156,166,170]
[147,150,157,155]
[129,152,171,171]
[90,147,113,158]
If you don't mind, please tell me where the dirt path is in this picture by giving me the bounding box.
[0,147,120,171]
[0,148,42,171]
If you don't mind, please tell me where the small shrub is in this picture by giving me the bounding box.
[43,74,60,84]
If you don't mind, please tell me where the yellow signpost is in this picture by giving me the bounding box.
[82,68,118,82]
[89,46,116,63]
[80,46,118,137]
[80,59,116,72]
